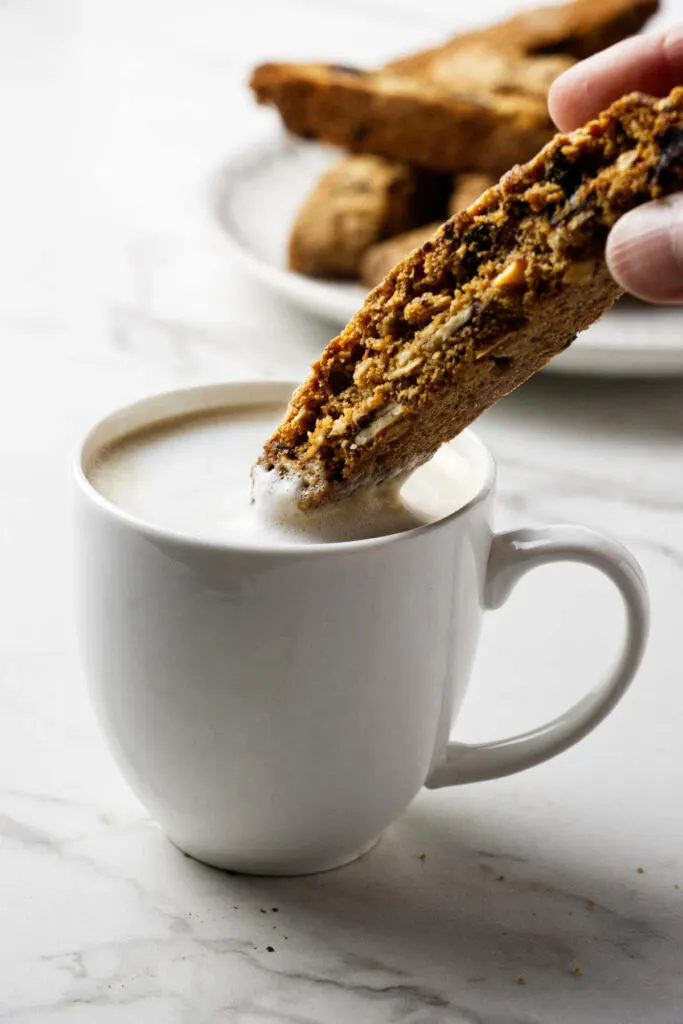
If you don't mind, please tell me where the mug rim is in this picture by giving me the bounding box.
[74,380,497,557]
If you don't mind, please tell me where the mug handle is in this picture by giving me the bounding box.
[426,525,649,788]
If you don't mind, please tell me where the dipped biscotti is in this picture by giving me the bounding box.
[257,88,683,509]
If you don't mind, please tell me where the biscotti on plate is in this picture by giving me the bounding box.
[250,0,658,174]
[289,156,450,278]
[250,63,555,176]
[264,0,659,277]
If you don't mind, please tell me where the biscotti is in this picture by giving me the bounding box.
[401,45,573,101]
[251,63,554,175]
[271,0,658,278]
[288,156,419,278]
[251,0,658,174]
[257,88,683,509]
[289,156,450,278]
[388,0,659,76]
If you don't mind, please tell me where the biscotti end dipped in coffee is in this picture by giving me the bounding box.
[257,88,683,509]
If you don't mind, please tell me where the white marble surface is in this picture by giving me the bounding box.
[2,1,683,1021]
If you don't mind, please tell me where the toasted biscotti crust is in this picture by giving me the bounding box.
[399,45,573,100]
[250,63,555,175]
[388,0,659,76]
[257,88,683,509]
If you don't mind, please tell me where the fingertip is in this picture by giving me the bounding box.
[548,63,591,132]
[550,28,683,133]
[547,74,566,130]
[607,198,683,305]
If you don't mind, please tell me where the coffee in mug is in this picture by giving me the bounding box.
[86,402,480,546]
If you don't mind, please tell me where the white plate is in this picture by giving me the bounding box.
[212,133,683,377]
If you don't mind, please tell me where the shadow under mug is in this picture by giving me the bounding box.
[74,381,649,875]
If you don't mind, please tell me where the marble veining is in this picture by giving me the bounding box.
[2,0,683,1021]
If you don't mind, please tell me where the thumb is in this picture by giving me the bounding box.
[606,195,683,305]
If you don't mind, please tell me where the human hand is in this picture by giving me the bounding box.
[549,27,683,304]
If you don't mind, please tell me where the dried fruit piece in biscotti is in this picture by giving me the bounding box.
[250,63,554,175]
[288,156,450,279]
[256,87,683,509]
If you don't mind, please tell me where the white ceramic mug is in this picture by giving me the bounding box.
[74,381,649,876]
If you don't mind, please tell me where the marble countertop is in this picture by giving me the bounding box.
[2,1,683,1021]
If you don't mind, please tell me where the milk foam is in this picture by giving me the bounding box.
[87,403,479,546]
[251,463,430,544]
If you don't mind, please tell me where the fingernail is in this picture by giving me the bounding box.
[607,196,683,304]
